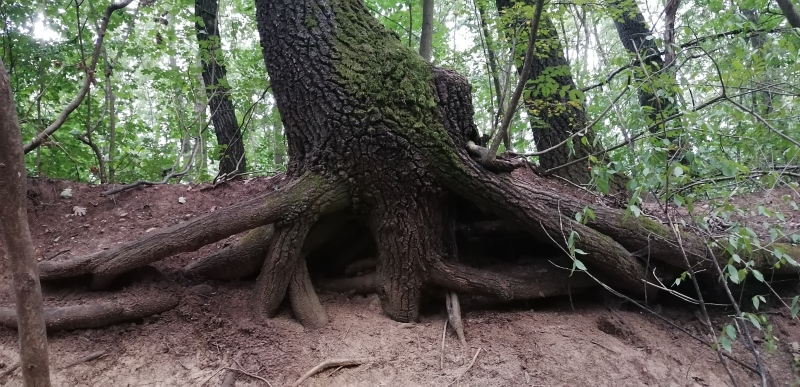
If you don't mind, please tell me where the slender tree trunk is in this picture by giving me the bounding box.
[609,0,685,162]
[0,59,52,387]
[495,0,599,184]
[419,0,434,62]
[196,0,247,176]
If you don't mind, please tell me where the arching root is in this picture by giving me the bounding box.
[289,261,328,328]
[251,220,313,319]
[0,288,178,331]
[185,225,275,280]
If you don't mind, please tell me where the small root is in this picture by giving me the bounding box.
[318,273,376,295]
[185,225,275,280]
[291,358,376,387]
[445,292,466,346]
[0,288,178,331]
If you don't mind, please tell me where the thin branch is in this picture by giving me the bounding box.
[101,137,200,196]
[483,0,546,163]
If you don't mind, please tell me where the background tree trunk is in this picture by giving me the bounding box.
[496,0,601,185]
[196,0,247,176]
[419,0,434,62]
[609,0,685,162]
[0,59,52,387]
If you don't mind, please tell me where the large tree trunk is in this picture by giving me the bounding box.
[29,0,799,331]
[196,0,247,176]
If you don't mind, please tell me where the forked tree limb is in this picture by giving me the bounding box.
[0,290,178,331]
[39,173,350,283]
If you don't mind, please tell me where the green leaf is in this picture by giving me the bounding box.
[719,336,732,352]
[673,166,683,177]
[751,269,764,282]
[727,264,740,284]
[573,260,586,271]
[725,324,737,340]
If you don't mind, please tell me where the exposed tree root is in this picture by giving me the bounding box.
[289,262,328,328]
[184,225,274,280]
[251,220,313,319]
[0,290,178,331]
[318,273,377,294]
[39,173,350,285]
[429,259,595,300]
[343,259,376,277]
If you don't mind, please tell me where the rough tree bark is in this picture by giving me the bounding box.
[0,59,52,386]
[196,0,247,176]
[27,0,799,330]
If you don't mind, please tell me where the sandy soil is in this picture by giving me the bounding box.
[0,177,798,386]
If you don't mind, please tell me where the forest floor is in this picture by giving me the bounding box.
[0,177,799,386]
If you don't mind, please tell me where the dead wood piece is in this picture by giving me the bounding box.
[185,225,275,280]
[445,292,467,346]
[318,274,376,295]
[291,358,376,387]
[62,351,106,369]
[0,291,178,331]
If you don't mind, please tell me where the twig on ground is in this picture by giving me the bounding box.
[224,367,272,386]
[441,319,448,370]
[448,347,482,387]
[291,358,375,387]
[101,138,200,196]
[589,340,618,354]
[62,350,106,369]
[0,362,20,380]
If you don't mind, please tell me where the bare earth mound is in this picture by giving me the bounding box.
[0,178,798,386]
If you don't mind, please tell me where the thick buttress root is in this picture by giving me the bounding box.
[0,287,178,331]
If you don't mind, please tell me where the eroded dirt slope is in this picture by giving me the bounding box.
[0,178,798,386]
